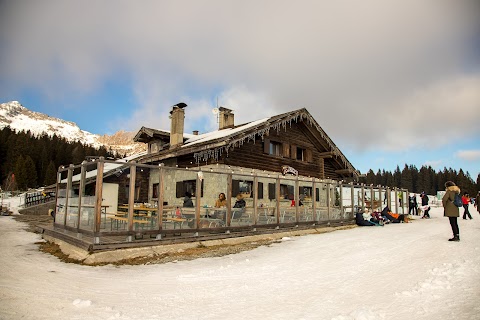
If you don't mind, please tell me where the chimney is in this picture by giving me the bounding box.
[218,107,234,130]
[169,102,187,148]
[192,130,199,135]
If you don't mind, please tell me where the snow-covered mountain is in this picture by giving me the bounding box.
[0,101,146,156]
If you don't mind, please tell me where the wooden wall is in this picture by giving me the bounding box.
[222,122,344,180]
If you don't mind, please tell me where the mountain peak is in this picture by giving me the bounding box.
[0,101,146,157]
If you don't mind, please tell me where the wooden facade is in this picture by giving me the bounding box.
[135,107,359,182]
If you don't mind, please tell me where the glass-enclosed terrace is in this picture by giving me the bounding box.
[52,158,408,249]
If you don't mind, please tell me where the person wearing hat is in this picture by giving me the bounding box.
[442,181,461,241]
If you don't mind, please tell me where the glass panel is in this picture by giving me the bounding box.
[100,164,162,233]
[277,176,296,223]
[231,174,254,226]
[316,181,329,221]
[55,171,68,226]
[66,181,80,228]
[78,161,98,231]
[328,183,342,220]
[299,179,314,222]
[256,175,277,225]
[352,186,364,215]
[341,184,354,220]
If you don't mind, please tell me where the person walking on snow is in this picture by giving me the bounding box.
[408,194,418,216]
[442,181,461,242]
[462,192,472,220]
[420,192,430,218]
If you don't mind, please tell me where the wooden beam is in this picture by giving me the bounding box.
[318,151,335,158]
[335,168,353,175]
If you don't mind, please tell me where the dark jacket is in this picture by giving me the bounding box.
[183,196,194,207]
[408,195,417,208]
[442,186,460,217]
[233,199,246,208]
[421,194,429,206]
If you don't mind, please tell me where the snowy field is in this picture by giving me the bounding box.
[0,196,479,320]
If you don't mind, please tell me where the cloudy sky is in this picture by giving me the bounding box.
[1,0,479,179]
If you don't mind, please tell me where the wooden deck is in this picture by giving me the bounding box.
[39,219,355,252]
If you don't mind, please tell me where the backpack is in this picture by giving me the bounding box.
[453,193,463,208]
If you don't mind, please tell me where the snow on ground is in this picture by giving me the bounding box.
[1,196,479,320]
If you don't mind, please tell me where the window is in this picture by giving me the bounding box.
[281,184,295,199]
[232,180,263,198]
[296,147,305,161]
[299,186,312,200]
[268,183,294,200]
[125,185,140,201]
[152,183,159,198]
[176,180,204,198]
[270,141,282,156]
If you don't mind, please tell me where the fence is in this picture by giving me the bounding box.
[24,191,56,207]
[53,158,409,245]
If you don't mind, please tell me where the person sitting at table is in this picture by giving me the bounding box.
[233,193,246,210]
[214,193,227,208]
[183,191,194,207]
[211,193,227,218]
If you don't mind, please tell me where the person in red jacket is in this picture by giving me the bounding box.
[462,192,472,220]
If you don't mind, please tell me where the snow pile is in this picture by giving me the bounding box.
[0,196,479,320]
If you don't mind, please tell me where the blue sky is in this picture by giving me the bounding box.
[1,1,479,180]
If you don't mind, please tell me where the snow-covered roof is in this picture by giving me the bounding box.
[182,118,270,148]
[62,151,148,183]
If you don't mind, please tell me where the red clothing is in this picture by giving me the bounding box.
[462,195,470,205]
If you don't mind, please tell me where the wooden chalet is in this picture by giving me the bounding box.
[45,103,411,252]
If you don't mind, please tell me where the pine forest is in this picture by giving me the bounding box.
[1,127,479,195]
[0,127,116,191]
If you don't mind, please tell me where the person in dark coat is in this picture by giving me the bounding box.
[442,181,461,241]
[233,193,246,209]
[420,192,430,218]
[355,212,375,226]
[408,194,418,215]
[183,191,194,207]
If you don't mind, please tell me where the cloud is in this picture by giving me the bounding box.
[423,160,443,169]
[456,150,480,162]
[1,0,479,154]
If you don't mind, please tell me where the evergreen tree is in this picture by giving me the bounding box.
[375,170,382,187]
[14,155,27,190]
[401,164,413,191]
[410,165,418,193]
[24,155,37,188]
[366,169,375,185]
[44,161,57,186]
[393,166,401,188]
[385,171,394,187]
